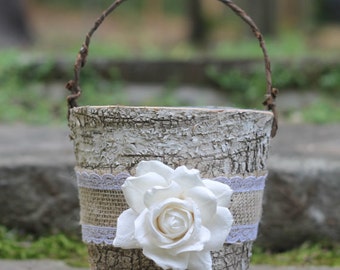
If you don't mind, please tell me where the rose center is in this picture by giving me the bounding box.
[157,206,193,240]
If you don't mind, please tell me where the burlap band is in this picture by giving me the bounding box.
[76,170,266,244]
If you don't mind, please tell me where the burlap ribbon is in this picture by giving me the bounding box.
[76,170,266,245]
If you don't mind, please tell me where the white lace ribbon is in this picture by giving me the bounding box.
[82,224,116,245]
[76,171,266,244]
[81,223,259,245]
[77,171,266,192]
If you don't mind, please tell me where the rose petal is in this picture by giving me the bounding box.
[137,198,194,247]
[157,207,192,240]
[118,160,234,270]
[142,246,190,270]
[113,208,140,248]
[122,172,168,213]
[171,166,204,190]
[204,206,233,251]
[136,198,208,256]
[135,208,164,246]
[184,186,217,226]
[144,181,182,210]
[154,198,209,255]
[135,208,192,269]
[171,226,210,255]
[153,205,193,247]
[136,160,174,179]
[202,179,233,208]
[187,251,213,270]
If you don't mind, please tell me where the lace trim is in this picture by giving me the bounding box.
[76,171,267,193]
[226,223,259,244]
[214,175,266,192]
[77,172,130,190]
[82,224,116,245]
[81,223,259,245]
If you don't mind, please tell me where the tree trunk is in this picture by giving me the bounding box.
[245,0,278,36]
[187,0,207,45]
[320,0,340,22]
[69,106,273,270]
[0,0,32,47]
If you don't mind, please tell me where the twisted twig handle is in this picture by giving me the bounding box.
[218,0,278,137]
[66,0,278,137]
[66,0,127,110]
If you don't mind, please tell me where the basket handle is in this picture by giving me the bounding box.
[66,0,278,137]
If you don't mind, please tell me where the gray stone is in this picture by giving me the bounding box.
[258,124,340,250]
[109,83,229,107]
[0,164,79,235]
[0,125,78,235]
[259,156,340,250]
[0,260,86,270]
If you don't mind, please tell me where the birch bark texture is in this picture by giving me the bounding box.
[69,105,273,270]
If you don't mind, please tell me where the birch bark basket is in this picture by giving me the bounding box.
[68,106,273,270]
[66,0,278,268]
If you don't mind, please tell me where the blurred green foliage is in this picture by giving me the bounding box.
[206,62,340,100]
[319,67,340,93]
[205,61,340,123]
[32,0,187,14]
[0,226,88,267]
[252,242,340,266]
[0,32,340,124]
[206,66,265,108]
[302,99,340,124]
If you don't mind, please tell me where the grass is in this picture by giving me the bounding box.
[0,226,88,267]
[213,32,313,60]
[1,226,339,267]
[252,242,340,266]
[301,99,340,124]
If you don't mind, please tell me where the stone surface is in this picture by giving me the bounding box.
[0,124,74,167]
[0,260,86,270]
[0,125,79,235]
[259,157,340,250]
[258,124,340,250]
[0,164,79,235]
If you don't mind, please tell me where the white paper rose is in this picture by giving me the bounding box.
[113,160,233,270]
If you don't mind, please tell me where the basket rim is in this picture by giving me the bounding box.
[70,105,274,116]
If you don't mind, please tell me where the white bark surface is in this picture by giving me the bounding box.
[69,106,273,177]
